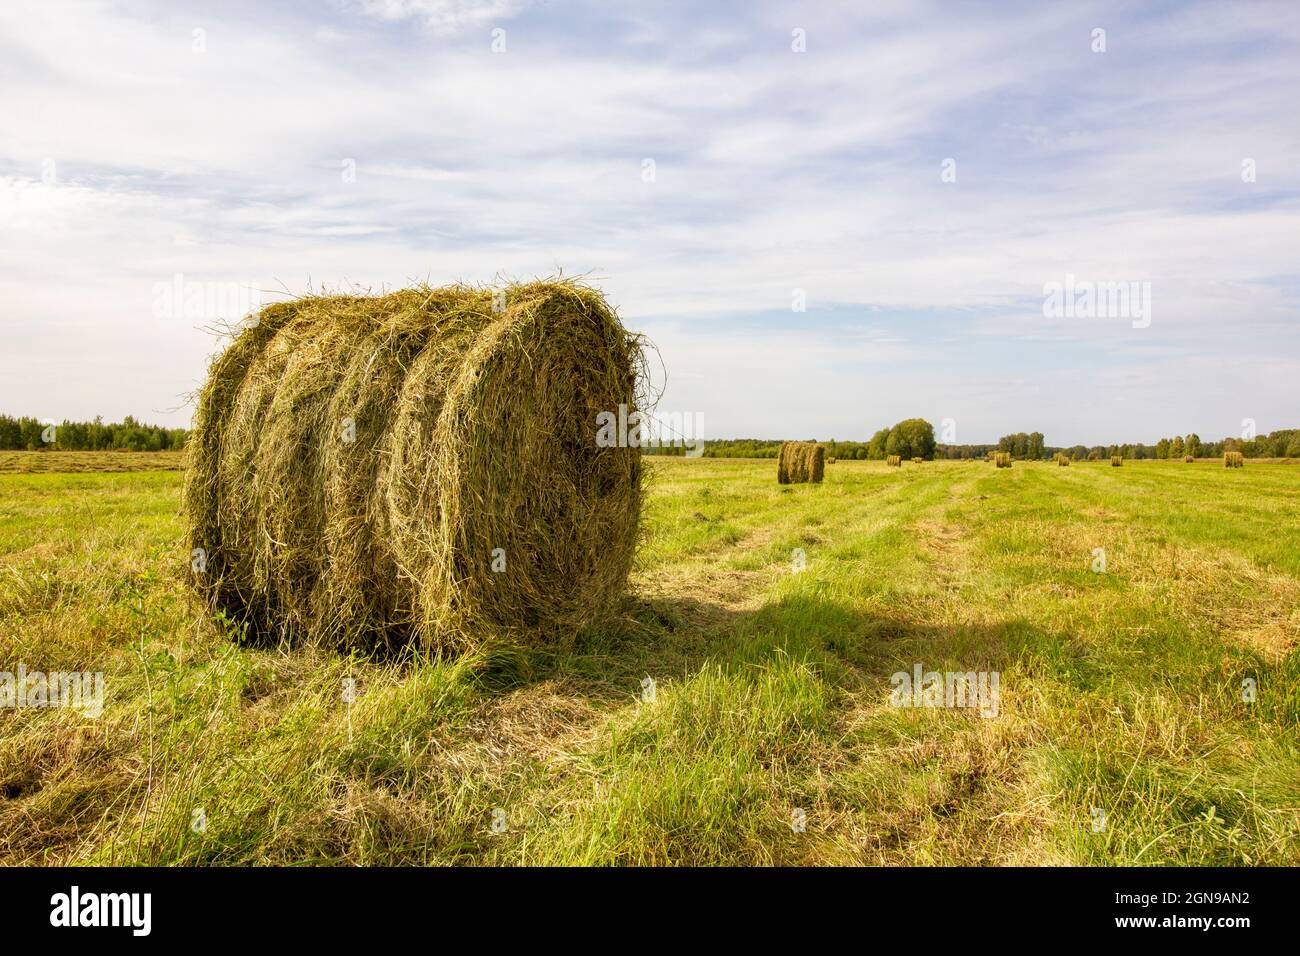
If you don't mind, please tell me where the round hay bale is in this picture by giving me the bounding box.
[184,280,645,654]
[776,441,823,483]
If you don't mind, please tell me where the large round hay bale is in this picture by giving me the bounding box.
[776,441,823,483]
[184,281,645,654]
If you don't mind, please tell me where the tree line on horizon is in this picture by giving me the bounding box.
[6,412,1297,460]
[0,415,189,452]
[647,420,1300,460]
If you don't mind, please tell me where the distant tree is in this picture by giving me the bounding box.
[867,428,891,460]
[1170,435,1184,457]
[887,418,936,459]
[0,415,20,449]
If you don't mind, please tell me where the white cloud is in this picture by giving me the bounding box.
[352,0,529,34]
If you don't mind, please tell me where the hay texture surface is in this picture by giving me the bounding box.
[778,442,825,484]
[184,281,644,654]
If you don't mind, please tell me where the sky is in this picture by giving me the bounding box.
[1,0,1298,445]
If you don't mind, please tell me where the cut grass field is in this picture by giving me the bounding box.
[1,457,1297,865]
[0,451,184,474]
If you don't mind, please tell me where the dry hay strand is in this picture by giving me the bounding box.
[1111,455,1123,467]
[1224,451,1245,468]
[184,280,646,655]
[886,454,902,468]
[777,441,824,483]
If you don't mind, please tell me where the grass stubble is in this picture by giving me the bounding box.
[0,458,1296,865]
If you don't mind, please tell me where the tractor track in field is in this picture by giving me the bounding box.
[911,469,983,598]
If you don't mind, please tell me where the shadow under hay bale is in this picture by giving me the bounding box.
[184,280,646,655]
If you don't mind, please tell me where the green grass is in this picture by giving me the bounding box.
[1,458,1297,865]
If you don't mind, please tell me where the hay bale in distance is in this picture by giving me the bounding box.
[1111,455,1123,467]
[1224,451,1244,468]
[886,454,902,467]
[184,280,645,654]
[1184,455,1195,463]
[912,456,923,464]
[1056,453,1070,466]
[995,452,1012,468]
